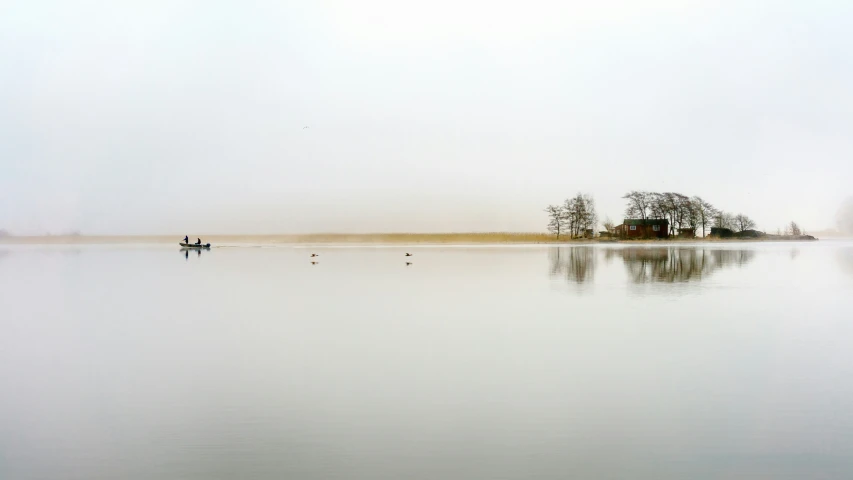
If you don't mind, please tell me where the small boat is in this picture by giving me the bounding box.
[180,243,211,248]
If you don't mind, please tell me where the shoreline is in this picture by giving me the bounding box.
[0,233,830,245]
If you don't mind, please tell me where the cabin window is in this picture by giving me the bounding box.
[653,225,660,231]
[630,226,637,231]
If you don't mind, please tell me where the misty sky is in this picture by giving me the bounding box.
[1,1,852,235]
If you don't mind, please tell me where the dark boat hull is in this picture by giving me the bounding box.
[180,243,210,248]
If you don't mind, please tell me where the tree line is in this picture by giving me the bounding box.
[621,190,759,237]
[545,190,765,238]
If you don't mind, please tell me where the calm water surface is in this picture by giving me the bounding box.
[1,242,853,479]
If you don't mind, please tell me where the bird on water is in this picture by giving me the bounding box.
[311,253,319,257]
[405,253,412,257]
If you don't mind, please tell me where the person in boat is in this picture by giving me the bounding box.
[183,235,189,244]
[195,238,202,245]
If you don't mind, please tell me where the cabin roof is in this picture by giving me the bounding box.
[622,218,669,226]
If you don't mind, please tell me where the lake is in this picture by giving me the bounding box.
[2,241,853,479]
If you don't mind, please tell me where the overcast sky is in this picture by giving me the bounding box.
[1,0,852,235]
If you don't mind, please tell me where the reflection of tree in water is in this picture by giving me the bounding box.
[549,247,756,285]
[605,248,755,283]
[549,247,595,284]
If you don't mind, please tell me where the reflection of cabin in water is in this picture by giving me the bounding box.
[614,219,669,239]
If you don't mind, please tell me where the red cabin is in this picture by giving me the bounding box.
[614,219,669,239]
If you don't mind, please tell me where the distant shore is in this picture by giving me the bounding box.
[0,232,831,245]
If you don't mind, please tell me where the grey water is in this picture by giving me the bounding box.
[1,242,853,480]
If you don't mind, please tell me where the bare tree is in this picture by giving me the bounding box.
[684,200,700,236]
[563,193,597,238]
[648,192,666,220]
[691,196,716,237]
[673,193,692,233]
[661,192,678,235]
[646,192,691,234]
[560,198,576,238]
[622,191,651,220]
[545,205,563,238]
[581,194,598,236]
[734,213,756,232]
[602,216,615,233]
[648,192,672,232]
[789,221,801,236]
[714,211,736,230]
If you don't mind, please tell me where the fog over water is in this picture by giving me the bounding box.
[1,241,852,479]
[2,1,853,234]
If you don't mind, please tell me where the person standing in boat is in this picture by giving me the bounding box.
[183,235,189,244]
